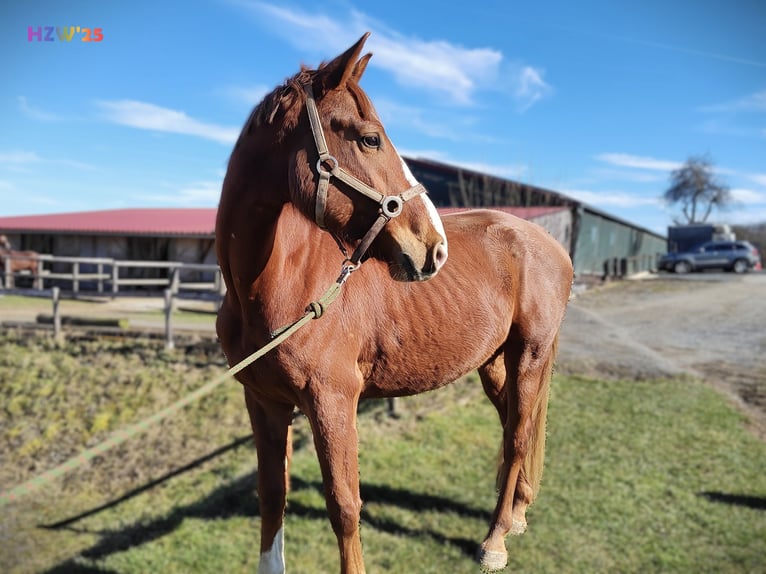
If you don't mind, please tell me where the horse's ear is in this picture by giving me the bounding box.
[351,53,373,82]
[318,32,371,91]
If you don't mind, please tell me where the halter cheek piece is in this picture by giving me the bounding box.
[303,83,426,267]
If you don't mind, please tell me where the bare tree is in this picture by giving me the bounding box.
[663,155,731,224]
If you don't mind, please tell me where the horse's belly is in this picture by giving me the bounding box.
[358,326,505,399]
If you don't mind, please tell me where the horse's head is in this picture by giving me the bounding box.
[287,33,448,281]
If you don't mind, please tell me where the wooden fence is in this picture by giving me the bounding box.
[2,253,224,297]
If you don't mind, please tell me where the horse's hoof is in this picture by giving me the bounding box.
[509,518,527,535]
[477,547,508,572]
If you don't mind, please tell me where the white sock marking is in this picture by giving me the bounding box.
[258,525,285,574]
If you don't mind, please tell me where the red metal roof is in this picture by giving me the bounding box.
[0,206,569,237]
[0,208,217,236]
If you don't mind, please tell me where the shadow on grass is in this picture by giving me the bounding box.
[699,491,766,510]
[40,436,253,530]
[42,467,488,571]
[44,564,119,574]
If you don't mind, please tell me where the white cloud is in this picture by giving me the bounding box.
[561,188,662,208]
[591,168,665,183]
[374,99,501,143]
[136,180,222,206]
[0,150,41,164]
[513,66,552,112]
[726,206,766,225]
[371,35,503,106]
[595,153,683,172]
[175,180,222,203]
[449,160,527,180]
[697,90,766,140]
[748,173,766,187]
[17,96,63,122]
[700,90,766,113]
[96,100,239,145]
[224,84,270,107]
[730,187,766,204]
[0,150,96,172]
[233,1,549,110]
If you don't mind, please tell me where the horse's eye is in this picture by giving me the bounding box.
[361,134,381,149]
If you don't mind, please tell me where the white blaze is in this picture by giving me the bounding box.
[258,526,285,574]
[396,153,448,249]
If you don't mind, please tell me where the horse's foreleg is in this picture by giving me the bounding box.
[245,388,294,574]
[305,389,365,574]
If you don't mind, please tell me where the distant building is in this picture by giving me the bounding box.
[406,157,666,278]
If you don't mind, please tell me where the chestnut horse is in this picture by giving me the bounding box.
[0,235,40,286]
[216,34,572,573]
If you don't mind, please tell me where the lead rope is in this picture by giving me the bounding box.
[0,261,358,507]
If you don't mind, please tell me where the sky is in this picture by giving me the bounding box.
[1,0,765,235]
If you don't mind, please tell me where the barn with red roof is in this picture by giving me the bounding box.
[0,157,666,289]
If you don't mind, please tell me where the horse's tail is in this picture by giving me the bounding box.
[521,331,558,502]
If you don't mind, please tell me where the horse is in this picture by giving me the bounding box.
[0,235,40,287]
[215,33,573,574]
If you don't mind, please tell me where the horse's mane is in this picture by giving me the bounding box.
[233,56,371,153]
[234,67,314,150]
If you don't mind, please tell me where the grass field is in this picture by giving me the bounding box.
[1,331,765,573]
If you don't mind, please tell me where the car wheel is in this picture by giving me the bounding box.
[674,261,691,274]
[732,259,748,274]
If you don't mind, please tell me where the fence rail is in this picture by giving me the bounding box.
[2,253,224,297]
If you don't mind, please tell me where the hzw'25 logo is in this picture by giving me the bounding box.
[28,26,104,42]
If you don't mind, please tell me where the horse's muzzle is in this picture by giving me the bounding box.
[396,241,448,282]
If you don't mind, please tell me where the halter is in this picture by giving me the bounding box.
[303,83,426,266]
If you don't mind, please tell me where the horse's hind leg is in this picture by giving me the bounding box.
[478,353,535,534]
[245,388,294,574]
[479,354,508,427]
[478,334,557,572]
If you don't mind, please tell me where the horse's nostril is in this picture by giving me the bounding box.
[433,243,448,271]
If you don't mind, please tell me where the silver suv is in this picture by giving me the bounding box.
[659,240,762,274]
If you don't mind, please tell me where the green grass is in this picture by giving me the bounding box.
[1,333,765,573]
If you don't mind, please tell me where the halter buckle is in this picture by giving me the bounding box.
[381,195,403,218]
[316,155,338,175]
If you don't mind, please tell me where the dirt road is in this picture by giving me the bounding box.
[558,272,766,439]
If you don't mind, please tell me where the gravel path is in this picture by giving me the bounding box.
[558,272,766,439]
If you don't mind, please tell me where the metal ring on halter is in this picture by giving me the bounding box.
[381,195,403,218]
[316,155,338,175]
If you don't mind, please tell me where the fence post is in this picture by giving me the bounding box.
[52,286,62,342]
[215,268,225,310]
[164,288,175,350]
[97,262,104,293]
[169,267,180,295]
[73,261,80,294]
[35,258,44,290]
[111,264,119,296]
[4,257,13,289]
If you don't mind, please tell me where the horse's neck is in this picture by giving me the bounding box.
[270,204,345,282]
